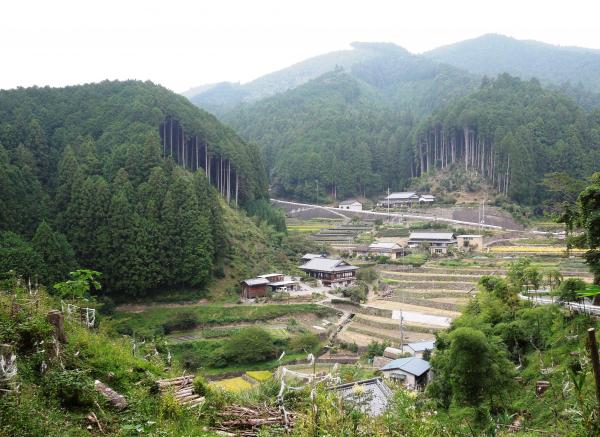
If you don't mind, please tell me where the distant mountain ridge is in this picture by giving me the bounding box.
[424,33,600,92]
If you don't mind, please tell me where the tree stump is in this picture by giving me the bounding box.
[94,380,127,410]
[46,310,67,343]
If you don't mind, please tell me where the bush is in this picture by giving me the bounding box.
[290,333,321,353]
[557,278,587,302]
[193,375,210,396]
[43,368,95,408]
[162,312,199,334]
[366,341,390,359]
[222,327,278,364]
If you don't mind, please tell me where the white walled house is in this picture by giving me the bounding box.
[339,200,363,211]
[405,340,435,359]
[419,194,435,203]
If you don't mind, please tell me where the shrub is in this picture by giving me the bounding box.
[43,368,95,408]
[222,327,278,364]
[290,333,321,353]
[557,278,587,302]
[193,375,210,396]
[162,312,198,334]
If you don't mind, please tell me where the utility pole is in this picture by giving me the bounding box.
[387,186,390,220]
[315,180,319,205]
[399,311,404,354]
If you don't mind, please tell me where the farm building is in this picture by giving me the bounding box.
[355,242,406,260]
[419,194,436,203]
[332,378,392,416]
[299,257,358,288]
[257,273,284,283]
[406,340,435,359]
[339,199,363,211]
[380,191,419,206]
[457,234,483,252]
[383,346,405,359]
[380,357,431,389]
[408,232,457,255]
[301,253,326,262]
[240,278,270,299]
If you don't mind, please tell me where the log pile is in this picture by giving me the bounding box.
[154,375,204,408]
[215,404,294,436]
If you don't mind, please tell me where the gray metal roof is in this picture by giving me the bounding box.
[241,278,270,286]
[380,357,431,376]
[339,199,361,205]
[300,257,358,272]
[409,232,456,241]
[386,191,417,200]
[301,253,326,260]
[407,340,435,352]
[369,242,402,251]
[333,378,392,416]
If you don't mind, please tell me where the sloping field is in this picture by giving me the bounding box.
[368,300,460,319]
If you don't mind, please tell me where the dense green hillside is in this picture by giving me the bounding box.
[425,33,600,92]
[414,74,600,204]
[219,45,478,201]
[0,81,270,298]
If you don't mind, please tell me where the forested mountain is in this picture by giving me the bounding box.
[413,74,600,204]
[425,33,600,92]
[189,38,600,205]
[189,42,402,115]
[219,45,478,200]
[0,81,269,297]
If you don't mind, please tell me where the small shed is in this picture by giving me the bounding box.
[380,357,431,389]
[301,253,326,262]
[339,199,363,211]
[332,378,392,416]
[405,340,435,359]
[419,194,436,203]
[240,278,269,299]
[457,235,483,252]
[383,346,404,359]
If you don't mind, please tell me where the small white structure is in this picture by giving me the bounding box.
[405,340,435,359]
[339,199,363,211]
[457,235,484,252]
[380,357,431,389]
[383,346,404,359]
[419,194,435,203]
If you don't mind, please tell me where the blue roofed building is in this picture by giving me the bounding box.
[380,356,431,390]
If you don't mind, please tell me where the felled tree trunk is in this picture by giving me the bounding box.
[94,380,127,410]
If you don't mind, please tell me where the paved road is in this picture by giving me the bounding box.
[519,293,600,316]
[272,198,508,230]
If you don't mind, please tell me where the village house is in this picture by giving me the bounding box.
[457,234,484,252]
[339,199,363,211]
[332,378,392,416]
[380,191,419,206]
[355,241,405,260]
[406,340,435,359]
[408,232,457,255]
[299,257,358,288]
[240,277,270,299]
[380,357,432,390]
[267,279,299,292]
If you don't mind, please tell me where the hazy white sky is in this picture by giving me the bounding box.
[1,0,599,92]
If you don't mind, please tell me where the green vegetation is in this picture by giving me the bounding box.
[0,80,275,301]
[112,303,334,337]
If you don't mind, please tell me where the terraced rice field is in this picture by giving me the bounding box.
[211,377,254,392]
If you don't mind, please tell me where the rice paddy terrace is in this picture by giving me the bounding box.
[335,255,593,348]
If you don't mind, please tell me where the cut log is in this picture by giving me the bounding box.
[535,380,550,397]
[95,380,127,410]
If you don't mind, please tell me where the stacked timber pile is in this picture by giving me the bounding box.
[154,375,204,408]
[215,404,294,436]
